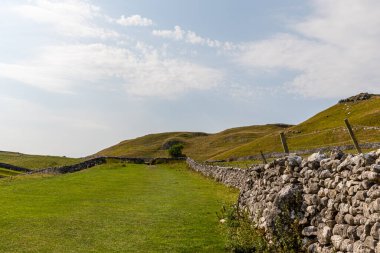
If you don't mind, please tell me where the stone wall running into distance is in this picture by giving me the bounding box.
[0,157,185,175]
[35,157,107,174]
[0,162,32,173]
[187,150,380,253]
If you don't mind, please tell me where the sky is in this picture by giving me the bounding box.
[1,0,380,157]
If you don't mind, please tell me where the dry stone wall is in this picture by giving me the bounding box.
[187,150,380,253]
[35,157,107,174]
[0,162,32,173]
[186,158,250,189]
[0,157,186,175]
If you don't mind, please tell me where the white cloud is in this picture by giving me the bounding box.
[153,26,185,40]
[152,26,237,50]
[11,0,118,38]
[0,43,223,97]
[116,15,153,27]
[238,0,380,98]
[1,0,224,98]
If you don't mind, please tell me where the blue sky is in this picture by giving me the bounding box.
[0,0,379,157]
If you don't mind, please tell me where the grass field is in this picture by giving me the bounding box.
[0,151,84,169]
[0,162,238,252]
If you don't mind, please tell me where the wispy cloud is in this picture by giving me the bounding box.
[11,0,118,38]
[116,15,153,27]
[237,0,380,98]
[153,26,237,50]
[0,43,223,97]
[6,0,378,101]
[0,0,224,98]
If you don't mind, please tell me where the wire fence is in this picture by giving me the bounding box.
[210,121,380,163]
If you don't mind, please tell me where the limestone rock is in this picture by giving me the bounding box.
[331,235,343,249]
[318,226,332,245]
[370,222,380,240]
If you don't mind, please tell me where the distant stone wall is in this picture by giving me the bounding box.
[187,150,380,253]
[0,156,186,175]
[35,157,107,174]
[0,163,32,173]
[103,156,186,165]
[35,157,185,174]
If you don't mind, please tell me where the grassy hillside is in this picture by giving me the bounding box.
[0,162,238,252]
[96,124,291,160]
[0,151,84,169]
[97,94,380,161]
[211,95,380,160]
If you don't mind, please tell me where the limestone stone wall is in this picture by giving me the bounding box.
[186,158,250,189]
[35,157,107,174]
[0,162,32,173]
[0,157,185,175]
[187,150,380,253]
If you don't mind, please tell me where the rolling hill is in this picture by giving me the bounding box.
[1,93,379,165]
[97,93,380,161]
[211,93,380,160]
[96,124,291,160]
[0,151,84,170]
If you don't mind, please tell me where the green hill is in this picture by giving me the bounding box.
[96,124,291,160]
[98,93,380,161]
[211,94,380,160]
[0,151,84,170]
[2,93,378,165]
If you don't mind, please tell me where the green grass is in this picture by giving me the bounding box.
[0,168,22,178]
[0,162,238,252]
[0,151,84,169]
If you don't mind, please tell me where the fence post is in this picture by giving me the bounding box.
[344,118,362,153]
[280,132,289,154]
[260,151,268,164]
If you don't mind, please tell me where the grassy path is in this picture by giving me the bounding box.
[0,162,238,252]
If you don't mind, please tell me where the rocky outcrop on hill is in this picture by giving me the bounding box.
[187,150,380,253]
[338,93,378,104]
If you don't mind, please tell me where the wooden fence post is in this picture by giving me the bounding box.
[260,151,268,164]
[280,132,289,154]
[344,118,362,153]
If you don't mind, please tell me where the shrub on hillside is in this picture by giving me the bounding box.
[168,144,185,158]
